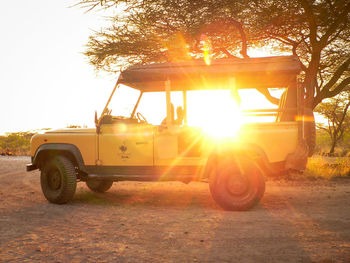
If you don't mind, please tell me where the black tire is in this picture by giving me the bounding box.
[255,168,266,203]
[208,156,265,211]
[40,156,77,204]
[86,180,113,193]
[304,108,316,157]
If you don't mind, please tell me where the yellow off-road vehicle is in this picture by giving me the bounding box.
[27,56,314,211]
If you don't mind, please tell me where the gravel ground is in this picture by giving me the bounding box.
[1,156,350,262]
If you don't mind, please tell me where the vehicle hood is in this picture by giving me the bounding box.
[44,128,96,134]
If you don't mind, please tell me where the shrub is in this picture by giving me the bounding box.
[0,132,34,156]
[305,156,350,178]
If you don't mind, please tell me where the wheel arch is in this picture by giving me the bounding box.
[33,143,87,173]
[204,143,273,178]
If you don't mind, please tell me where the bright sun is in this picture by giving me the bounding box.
[185,87,282,138]
[187,89,242,137]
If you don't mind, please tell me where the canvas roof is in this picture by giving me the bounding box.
[119,56,301,91]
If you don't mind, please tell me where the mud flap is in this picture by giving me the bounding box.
[285,140,308,171]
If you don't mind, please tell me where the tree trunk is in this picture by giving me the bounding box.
[304,48,321,109]
[329,138,337,155]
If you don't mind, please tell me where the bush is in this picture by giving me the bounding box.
[315,129,350,156]
[0,132,34,156]
[305,156,350,178]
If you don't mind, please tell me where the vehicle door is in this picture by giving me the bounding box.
[154,87,205,167]
[97,84,155,167]
[99,121,154,166]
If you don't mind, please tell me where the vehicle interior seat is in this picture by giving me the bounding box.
[276,88,297,122]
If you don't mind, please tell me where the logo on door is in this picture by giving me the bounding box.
[118,141,130,161]
[119,144,127,153]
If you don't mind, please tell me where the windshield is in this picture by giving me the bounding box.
[107,84,140,117]
[106,84,167,125]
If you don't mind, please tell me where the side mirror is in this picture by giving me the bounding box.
[94,111,98,126]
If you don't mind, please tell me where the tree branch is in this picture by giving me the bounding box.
[268,34,307,72]
[319,69,325,88]
[320,57,350,93]
[300,0,318,46]
[269,34,296,46]
[226,18,249,58]
[327,22,348,46]
[257,88,280,105]
[314,77,350,107]
[328,77,350,98]
[326,0,336,15]
[216,48,237,58]
[319,2,350,48]
[334,100,350,139]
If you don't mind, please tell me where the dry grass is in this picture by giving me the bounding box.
[305,156,350,179]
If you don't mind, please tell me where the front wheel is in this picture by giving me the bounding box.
[86,179,113,193]
[40,156,77,204]
[209,156,265,211]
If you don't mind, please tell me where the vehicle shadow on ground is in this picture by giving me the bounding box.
[71,184,349,262]
[205,205,314,263]
[203,190,335,262]
[73,182,221,210]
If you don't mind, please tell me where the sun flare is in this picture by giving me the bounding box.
[187,90,242,138]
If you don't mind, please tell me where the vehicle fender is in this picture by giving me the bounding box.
[32,143,87,173]
[203,144,272,178]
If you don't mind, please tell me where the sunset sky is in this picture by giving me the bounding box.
[0,0,116,134]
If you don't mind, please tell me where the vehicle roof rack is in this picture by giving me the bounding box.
[119,56,301,91]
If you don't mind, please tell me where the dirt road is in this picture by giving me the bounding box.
[1,157,350,262]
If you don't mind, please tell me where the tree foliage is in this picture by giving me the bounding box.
[315,92,350,154]
[77,0,350,108]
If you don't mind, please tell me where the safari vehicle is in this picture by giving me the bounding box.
[27,56,314,211]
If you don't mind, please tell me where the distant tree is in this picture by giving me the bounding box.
[315,92,350,154]
[76,0,350,109]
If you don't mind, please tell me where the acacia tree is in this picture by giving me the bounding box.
[315,92,350,154]
[77,0,350,109]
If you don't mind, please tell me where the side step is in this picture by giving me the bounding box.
[86,174,198,183]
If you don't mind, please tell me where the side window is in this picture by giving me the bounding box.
[136,91,184,125]
[238,88,286,123]
[238,88,285,110]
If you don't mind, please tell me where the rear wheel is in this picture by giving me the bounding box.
[86,180,113,193]
[208,156,265,211]
[40,156,77,204]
